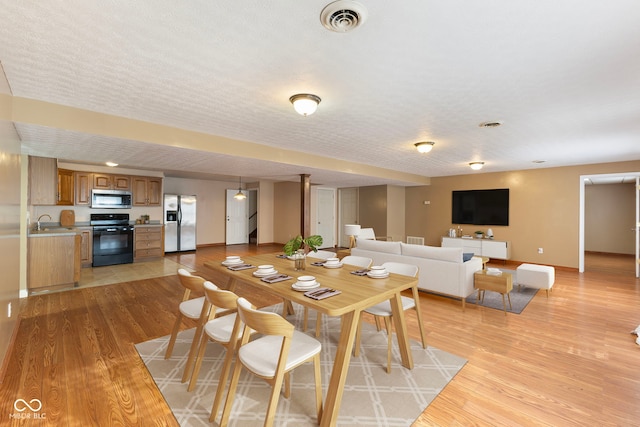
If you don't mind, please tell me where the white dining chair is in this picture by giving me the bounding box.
[340,255,373,269]
[354,261,427,373]
[307,249,337,260]
[165,269,213,383]
[306,255,373,337]
[356,227,377,240]
[187,282,241,422]
[219,297,323,427]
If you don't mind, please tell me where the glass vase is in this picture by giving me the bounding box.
[294,249,306,271]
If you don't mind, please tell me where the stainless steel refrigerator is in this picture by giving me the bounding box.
[164,194,197,252]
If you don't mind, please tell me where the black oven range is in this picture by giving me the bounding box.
[91,213,134,267]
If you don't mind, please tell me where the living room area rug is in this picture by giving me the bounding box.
[135,303,467,426]
[465,269,538,314]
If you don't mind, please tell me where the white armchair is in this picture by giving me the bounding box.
[357,228,376,240]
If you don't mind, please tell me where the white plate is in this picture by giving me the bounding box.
[367,272,389,279]
[324,263,343,269]
[253,270,278,277]
[222,259,243,266]
[292,282,321,291]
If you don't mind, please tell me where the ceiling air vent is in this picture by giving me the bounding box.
[479,121,503,128]
[320,1,368,33]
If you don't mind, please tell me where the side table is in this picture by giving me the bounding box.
[474,270,513,314]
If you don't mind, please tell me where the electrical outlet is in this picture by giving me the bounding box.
[538,248,544,254]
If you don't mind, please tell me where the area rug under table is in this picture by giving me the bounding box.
[136,304,466,426]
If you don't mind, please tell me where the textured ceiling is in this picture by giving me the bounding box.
[1,0,639,187]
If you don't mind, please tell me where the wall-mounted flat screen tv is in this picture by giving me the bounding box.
[452,188,509,226]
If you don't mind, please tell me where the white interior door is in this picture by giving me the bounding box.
[636,177,639,278]
[316,188,335,249]
[339,188,358,247]
[226,189,248,245]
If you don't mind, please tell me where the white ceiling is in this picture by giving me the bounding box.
[1,0,639,187]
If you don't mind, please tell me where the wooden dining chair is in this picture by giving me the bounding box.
[306,255,373,337]
[187,282,241,423]
[165,269,210,381]
[219,297,323,427]
[354,261,427,373]
[165,269,231,384]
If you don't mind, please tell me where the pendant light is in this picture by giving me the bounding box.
[234,177,246,200]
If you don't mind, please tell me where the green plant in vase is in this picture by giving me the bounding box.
[283,235,323,270]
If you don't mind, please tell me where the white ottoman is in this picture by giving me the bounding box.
[516,263,555,297]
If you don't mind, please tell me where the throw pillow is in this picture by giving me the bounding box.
[463,253,474,262]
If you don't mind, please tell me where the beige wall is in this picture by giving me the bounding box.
[273,181,301,244]
[255,181,274,245]
[166,177,279,246]
[386,185,406,242]
[406,160,640,269]
[358,185,388,237]
[164,177,231,245]
[585,183,636,254]
[0,120,22,373]
[355,185,406,242]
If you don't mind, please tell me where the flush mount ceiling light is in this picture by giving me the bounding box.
[234,177,246,200]
[320,0,368,33]
[105,161,118,167]
[469,162,485,170]
[289,93,321,116]
[414,142,435,153]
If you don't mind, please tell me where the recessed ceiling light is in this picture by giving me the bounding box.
[469,162,484,170]
[106,161,118,167]
[479,121,503,128]
[532,160,546,164]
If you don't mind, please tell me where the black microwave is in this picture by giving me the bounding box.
[91,189,132,209]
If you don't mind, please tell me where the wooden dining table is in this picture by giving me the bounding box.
[204,253,420,427]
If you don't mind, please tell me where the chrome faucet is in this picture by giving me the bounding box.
[36,214,52,231]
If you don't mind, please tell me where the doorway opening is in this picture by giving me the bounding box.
[579,173,639,278]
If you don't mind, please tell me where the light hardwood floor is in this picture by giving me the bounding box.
[1,246,639,426]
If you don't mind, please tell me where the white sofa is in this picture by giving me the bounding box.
[351,239,482,309]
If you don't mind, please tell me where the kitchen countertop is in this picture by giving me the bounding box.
[28,221,163,236]
[28,227,82,237]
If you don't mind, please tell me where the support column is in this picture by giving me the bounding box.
[300,174,310,237]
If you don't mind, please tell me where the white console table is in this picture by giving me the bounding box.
[441,236,511,260]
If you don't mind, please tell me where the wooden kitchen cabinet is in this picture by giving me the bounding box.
[28,234,81,292]
[132,176,162,206]
[93,173,131,190]
[75,171,92,205]
[57,168,75,205]
[134,225,164,260]
[77,227,93,267]
[29,156,57,205]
